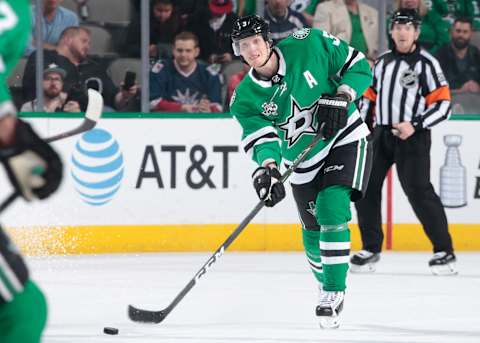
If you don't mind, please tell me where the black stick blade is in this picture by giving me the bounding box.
[128,305,167,324]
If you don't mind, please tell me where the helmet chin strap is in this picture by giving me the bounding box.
[258,44,274,68]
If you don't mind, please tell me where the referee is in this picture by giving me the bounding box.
[350,9,456,275]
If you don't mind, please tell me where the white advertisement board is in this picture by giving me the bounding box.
[1,118,478,228]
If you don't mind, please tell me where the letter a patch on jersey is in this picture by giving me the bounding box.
[303,71,318,89]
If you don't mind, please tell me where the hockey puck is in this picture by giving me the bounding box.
[103,327,119,335]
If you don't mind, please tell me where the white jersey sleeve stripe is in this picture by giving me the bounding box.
[241,126,279,151]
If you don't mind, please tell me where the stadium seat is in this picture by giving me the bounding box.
[83,24,116,56]
[61,0,77,13]
[107,58,141,86]
[60,0,131,26]
[7,58,27,88]
[8,58,28,110]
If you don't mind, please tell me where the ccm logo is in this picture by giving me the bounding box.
[324,165,344,174]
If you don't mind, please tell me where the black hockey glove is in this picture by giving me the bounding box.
[252,166,286,207]
[0,119,63,201]
[316,94,349,140]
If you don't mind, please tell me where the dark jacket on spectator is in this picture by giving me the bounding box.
[125,5,183,57]
[22,50,118,108]
[435,43,480,90]
[264,7,308,44]
[187,8,237,62]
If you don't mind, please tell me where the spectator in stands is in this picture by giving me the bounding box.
[290,0,323,27]
[23,27,138,111]
[174,0,209,27]
[436,18,480,93]
[150,31,223,112]
[237,0,256,17]
[125,0,184,58]
[433,0,474,28]
[188,0,237,65]
[264,0,308,44]
[393,0,449,53]
[20,64,81,112]
[313,0,378,62]
[26,0,80,56]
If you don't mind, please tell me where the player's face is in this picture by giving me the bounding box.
[69,31,91,61]
[391,23,419,54]
[153,3,173,23]
[43,73,64,98]
[173,39,199,68]
[238,35,270,68]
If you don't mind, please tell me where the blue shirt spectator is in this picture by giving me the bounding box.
[264,0,308,44]
[150,32,223,112]
[26,2,79,56]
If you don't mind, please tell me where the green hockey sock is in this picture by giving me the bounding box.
[319,224,350,291]
[301,228,323,284]
[316,186,352,291]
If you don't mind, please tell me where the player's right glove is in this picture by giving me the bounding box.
[252,166,286,207]
[0,118,63,201]
[316,94,349,140]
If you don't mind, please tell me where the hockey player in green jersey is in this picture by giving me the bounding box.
[230,15,373,328]
[0,0,63,341]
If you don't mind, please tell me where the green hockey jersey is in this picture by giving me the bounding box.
[230,28,372,185]
[0,0,31,114]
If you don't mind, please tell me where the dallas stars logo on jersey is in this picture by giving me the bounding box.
[279,97,319,147]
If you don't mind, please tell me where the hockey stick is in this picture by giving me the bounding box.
[128,127,326,324]
[0,89,103,214]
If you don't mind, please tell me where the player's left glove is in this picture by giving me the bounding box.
[316,94,349,140]
[0,118,63,201]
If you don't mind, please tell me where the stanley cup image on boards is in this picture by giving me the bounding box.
[440,135,467,208]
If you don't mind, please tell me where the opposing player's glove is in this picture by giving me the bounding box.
[252,166,286,207]
[317,94,349,140]
[0,119,63,201]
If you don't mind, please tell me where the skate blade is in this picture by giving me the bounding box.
[350,263,376,273]
[430,262,458,276]
[319,315,340,329]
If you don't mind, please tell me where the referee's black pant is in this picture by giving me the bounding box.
[355,126,454,254]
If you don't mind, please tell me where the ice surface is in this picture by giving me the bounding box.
[28,252,480,343]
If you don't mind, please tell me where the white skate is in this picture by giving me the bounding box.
[316,290,344,329]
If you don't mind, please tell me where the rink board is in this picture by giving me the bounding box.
[2,114,479,254]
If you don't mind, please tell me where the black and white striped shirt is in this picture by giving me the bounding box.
[360,46,451,129]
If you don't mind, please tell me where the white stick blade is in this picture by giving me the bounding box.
[85,89,104,122]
